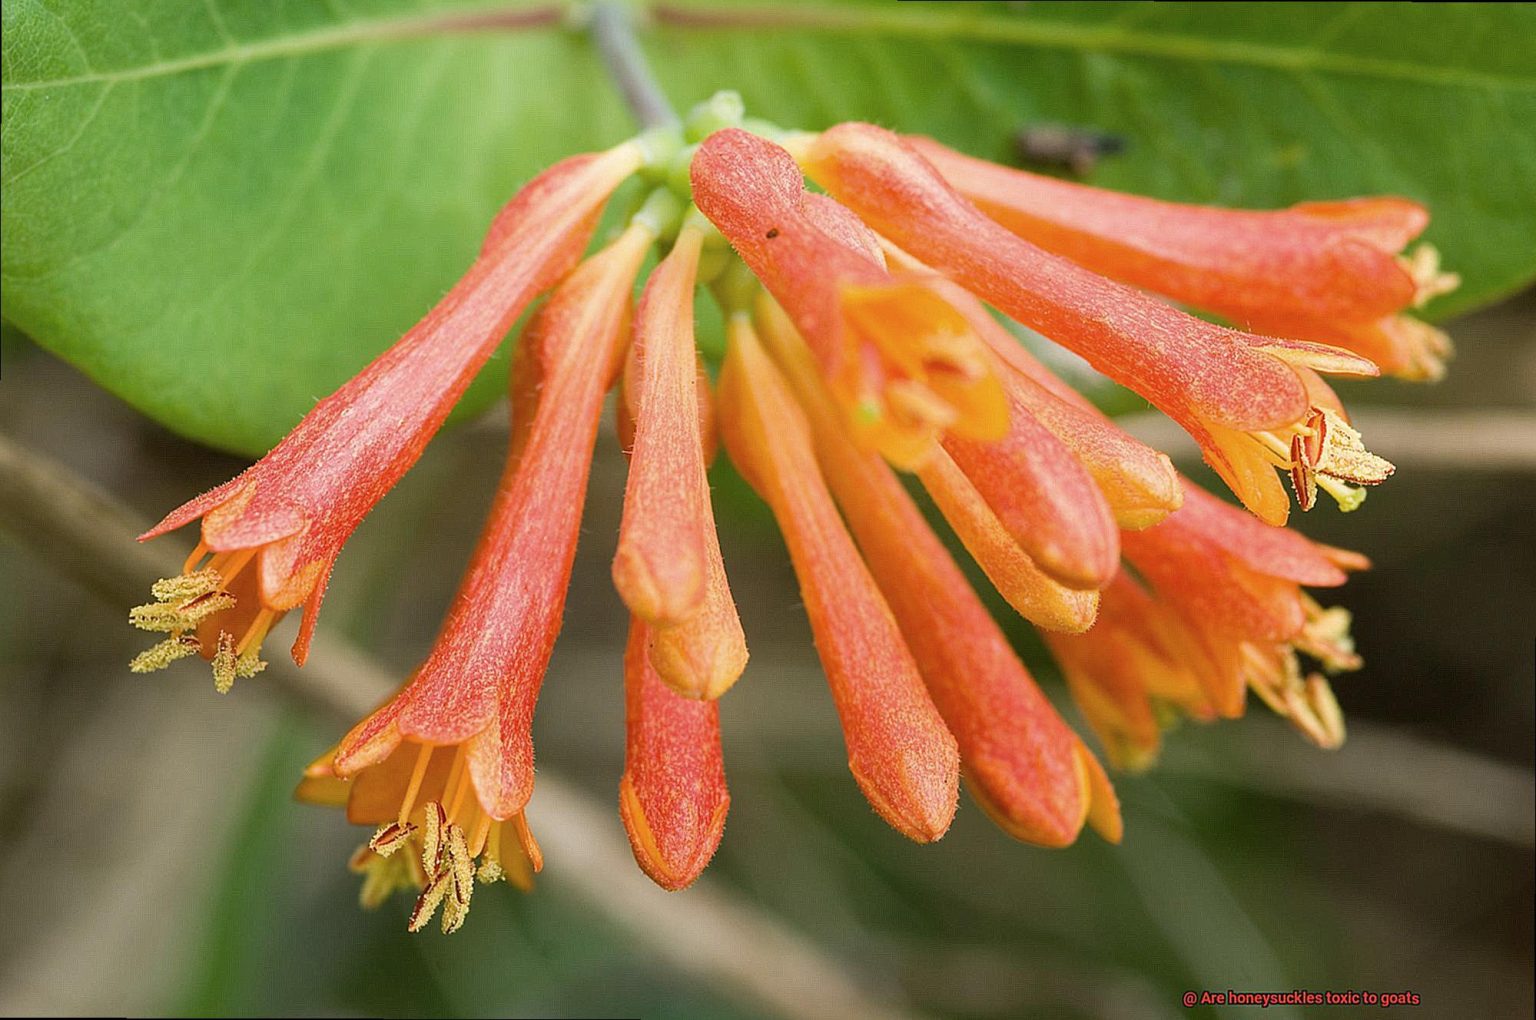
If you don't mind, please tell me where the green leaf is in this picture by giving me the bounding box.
[2,0,627,455]
[5,2,1533,455]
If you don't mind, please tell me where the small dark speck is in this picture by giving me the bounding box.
[765,228,780,239]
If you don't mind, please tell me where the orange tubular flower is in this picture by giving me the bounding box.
[906,136,1460,380]
[1052,480,1366,766]
[798,123,1395,526]
[614,223,719,626]
[719,313,960,843]
[754,296,1117,846]
[619,617,730,890]
[130,142,646,690]
[296,222,654,931]
[691,127,1006,470]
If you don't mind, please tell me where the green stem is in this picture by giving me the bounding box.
[588,2,680,131]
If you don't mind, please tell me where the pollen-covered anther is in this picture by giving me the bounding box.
[408,871,454,934]
[1281,407,1394,512]
[420,801,447,870]
[368,820,418,858]
[128,635,201,673]
[148,568,224,603]
[1401,243,1461,308]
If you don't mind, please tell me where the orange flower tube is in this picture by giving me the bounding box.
[800,124,1393,525]
[130,143,645,688]
[941,373,1120,591]
[906,135,1458,379]
[915,448,1100,634]
[755,297,1117,846]
[718,313,959,843]
[619,617,731,890]
[326,223,653,829]
[614,223,718,626]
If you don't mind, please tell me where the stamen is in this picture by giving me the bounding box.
[1283,408,1392,513]
[397,744,436,827]
[1305,674,1347,748]
[421,801,447,872]
[349,845,422,910]
[469,814,493,859]
[209,547,258,586]
[150,568,221,603]
[211,631,238,693]
[1297,596,1362,672]
[1401,244,1460,308]
[368,820,417,858]
[128,635,201,673]
[445,760,472,821]
[441,750,468,820]
[235,608,277,656]
[408,872,453,933]
[182,541,210,575]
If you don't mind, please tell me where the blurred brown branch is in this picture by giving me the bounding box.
[0,430,923,1020]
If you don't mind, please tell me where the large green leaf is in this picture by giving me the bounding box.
[2,0,627,454]
[5,1,1533,455]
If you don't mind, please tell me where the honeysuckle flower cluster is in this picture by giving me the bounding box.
[129,92,1453,932]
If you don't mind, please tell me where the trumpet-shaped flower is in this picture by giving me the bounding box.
[906,136,1459,379]
[719,313,960,842]
[798,123,1395,525]
[296,221,653,929]
[753,295,1118,845]
[619,616,730,889]
[1050,481,1366,767]
[130,143,646,689]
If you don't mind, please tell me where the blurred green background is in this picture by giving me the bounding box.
[3,2,1534,1018]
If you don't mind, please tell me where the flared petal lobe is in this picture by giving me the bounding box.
[718,313,959,842]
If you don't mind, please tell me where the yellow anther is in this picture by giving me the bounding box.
[1306,674,1347,749]
[234,649,267,680]
[211,631,238,694]
[1298,597,1362,673]
[408,871,453,933]
[1287,408,1393,512]
[421,801,447,871]
[129,602,195,633]
[349,844,420,909]
[149,569,223,603]
[368,820,417,859]
[128,636,201,673]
